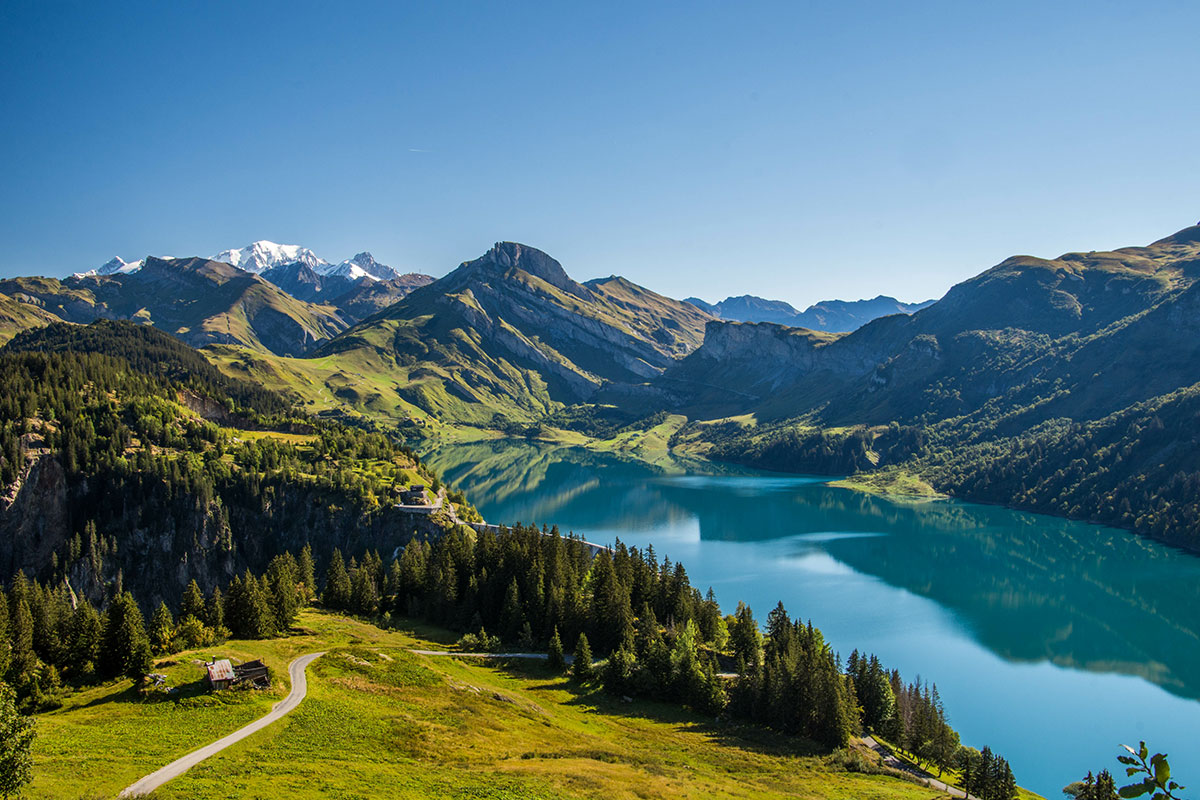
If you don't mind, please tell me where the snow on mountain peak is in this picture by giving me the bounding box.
[74,256,145,278]
[212,241,328,273]
[324,251,401,282]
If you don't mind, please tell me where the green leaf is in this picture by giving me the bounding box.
[1127,768,1142,777]
[1140,742,1150,760]
[1118,784,1148,798]
[1120,756,1139,765]
[1150,753,1170,786]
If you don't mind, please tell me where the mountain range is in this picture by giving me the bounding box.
[684,294,935,331]
[3,225,1200,548]
[4,242,434,356]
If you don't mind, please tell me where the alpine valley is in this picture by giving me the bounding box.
[3,227,1200,550]
[3,226,1200,799]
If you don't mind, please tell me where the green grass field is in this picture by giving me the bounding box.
[30,610,958,800]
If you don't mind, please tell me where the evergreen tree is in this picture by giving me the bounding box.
[100,593,152,681]
[349,566,379,616]
[180,579,206,622]
[499,578,524,642]
[65,600,102,678]
[298,543,316,603]
[206,586,226,635]
[571,633,594,681]
[0,680,35,800]
[267,553,301,629]
[0,595,9,681]
[7,601,34,687]
[547,626,565,671]
[323,549,352,610]
[149,601,175,655]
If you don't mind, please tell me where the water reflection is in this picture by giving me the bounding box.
[425,440,1200,701]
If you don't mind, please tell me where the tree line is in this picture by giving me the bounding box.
[317,521,1016,791]
[0,547,313,711]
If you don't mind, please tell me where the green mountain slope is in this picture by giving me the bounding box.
[666,224,1200,549]
[0,291,62,345]
[313,242,713,424]
[0,257,349,356]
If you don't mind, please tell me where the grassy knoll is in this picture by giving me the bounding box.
[829,470,944,499]
[32,610,952,800]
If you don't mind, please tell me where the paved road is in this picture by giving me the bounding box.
[861,736,972,799]
[120,651,325,797]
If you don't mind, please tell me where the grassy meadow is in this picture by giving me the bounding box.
[31,610,959,800]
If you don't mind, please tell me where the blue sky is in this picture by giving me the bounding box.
[1,1,1197,307]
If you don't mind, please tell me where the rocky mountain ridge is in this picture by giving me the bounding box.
[685,293,935,331]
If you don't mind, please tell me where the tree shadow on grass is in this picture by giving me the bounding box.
[481,657,828,760]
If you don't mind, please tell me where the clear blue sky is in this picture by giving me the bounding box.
[2,1,1197,307]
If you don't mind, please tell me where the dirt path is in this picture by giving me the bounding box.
[119,651,325,797]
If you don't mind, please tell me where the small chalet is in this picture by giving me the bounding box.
[206,659,235,689]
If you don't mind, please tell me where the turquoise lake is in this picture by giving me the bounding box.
[424,440,1200,797]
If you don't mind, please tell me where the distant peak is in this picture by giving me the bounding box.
[213,241,327,273]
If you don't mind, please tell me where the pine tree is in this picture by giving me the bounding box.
[101,593,152,681]
[499,578,524,642]
[0,595,10,680]
[7,601,34,687]
[65,600,102,678]
[547,626,565,671]
[571,633,594,681]
[267,554,301,629]
[350,567,379,616]
[0,680,36,800]
[180,579,206,621]
[206,586,226,635]
[298,544,316,603]
[324,549,352,610]
[149,602,175,655]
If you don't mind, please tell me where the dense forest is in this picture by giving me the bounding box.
[696,380,1200,552]
[0,321,472,607]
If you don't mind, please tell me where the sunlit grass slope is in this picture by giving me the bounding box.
[31,610,954,800]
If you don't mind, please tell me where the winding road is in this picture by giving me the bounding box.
[860,736,973,799]
[119,651,325,797]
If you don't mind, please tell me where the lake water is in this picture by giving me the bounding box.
[424,440,1200,797]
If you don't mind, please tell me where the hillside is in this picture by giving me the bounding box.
[312,242,713,424]
[0,291,61,345]
[0,257,349,356]
[30,610,950,800]
[0,320,464,606]
[667,224,1200,550]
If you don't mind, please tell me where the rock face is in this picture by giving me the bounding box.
[0,447,455,608]
[317,242,714,421]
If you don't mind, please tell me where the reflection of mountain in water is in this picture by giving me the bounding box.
[428,441,1200,701]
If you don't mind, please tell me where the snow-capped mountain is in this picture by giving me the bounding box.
[212,241,328,274]
[325,252,401,282]
[73,256,152,278]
